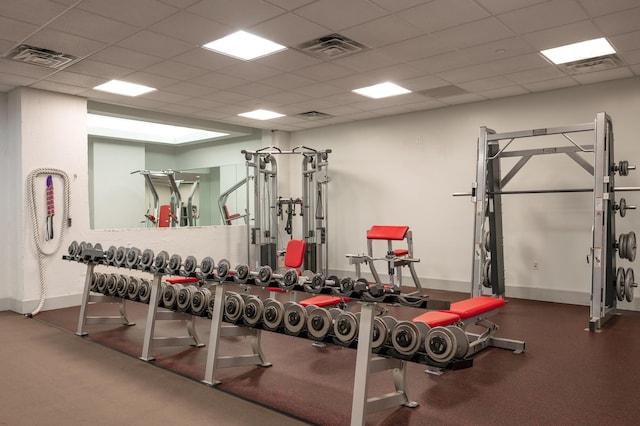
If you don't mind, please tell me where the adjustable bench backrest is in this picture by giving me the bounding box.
[284,239,306,269]
[367,225,412,257]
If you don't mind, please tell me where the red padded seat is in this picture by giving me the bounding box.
[299,295,349,307]
[367,225,409,241]
[412,311,461,327]
[284,239,306,269]
[444,296,505,319]
[393,249,409,257]
[166,277,200,284]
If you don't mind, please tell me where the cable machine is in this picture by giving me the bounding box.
[242,146,331,275]
[458,112,638,331]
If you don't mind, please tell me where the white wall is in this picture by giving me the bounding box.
[0,92,10,309]
[290,76,640,309]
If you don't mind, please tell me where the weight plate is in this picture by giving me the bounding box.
[625,267,635,302]
[177,285,196,312]
[371,316,389,351]
[138,280,152,304]
[105,246,117,263]
[125,247,141,268]
[620,160,629,176]
[97,273,111,294]
[155,251,169,270]
[483,259,492,288]
[68,241,79,257]
[301,270,314,280]
[284,302,307,335]
[619,234,627,260]
[334,311,359,345]
[77,241,88,259]
[257,265,273,284]
[224,292,245,323]
[106,273,119,296]
[483,231,491,252]
[183,256,198,274]
[89,272,100,292]
[140,249,155,269]
[337,277,354,297]
[426,326,458,363]
[243,296,264,327]
[191,287,211,316]
[116,275,129,298]
[167,254,182,274]
[448,325,469,359]
[234,264,250,283]
[282,269,298,290]
[616,266,626,302]
[306,307,333,340]
[115,246,127,266]
[217,259,231,279]
[200,256,215,276]
[162,284,180,309]
[327,275,339,288]
[620,198,627,217]
[305,274,325,294]
[206,290,217,318]
[262,298,285,331]
[127,277,142,300]
[626,231,636,262]
[390,320,422,357]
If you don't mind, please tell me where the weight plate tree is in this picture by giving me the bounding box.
[468,112,636,331]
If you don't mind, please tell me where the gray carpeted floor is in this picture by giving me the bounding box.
[0,311,309,426]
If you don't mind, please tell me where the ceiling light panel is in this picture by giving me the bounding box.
[93,80,156,96]
[87,114,228,144]
[540,37,616,65]
[352,82,411,99]
[238,109,285,120]
[202,30,287,60]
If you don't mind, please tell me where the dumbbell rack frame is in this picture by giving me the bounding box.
[470,112,624,331]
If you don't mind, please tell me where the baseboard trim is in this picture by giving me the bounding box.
[3,294,82,315]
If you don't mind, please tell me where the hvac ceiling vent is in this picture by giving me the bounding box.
[3,44,79,69]
[297,34,368,60]
[558,54,622,75]
[295,111,334,120]
[419,85,469,99]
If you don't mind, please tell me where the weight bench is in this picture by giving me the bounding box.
[401,296,525,365]
[347,225,423,295]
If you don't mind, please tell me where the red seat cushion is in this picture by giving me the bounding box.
[393,249,409,257]
[299,295,349,307]
[444,296,505,319]
[412,311,460,327]
[166,277,200,284]
[367,225,409,241]
[284,239,306,269]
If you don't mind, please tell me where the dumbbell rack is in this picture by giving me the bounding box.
[468,112,636,331]
[65,244,472,426]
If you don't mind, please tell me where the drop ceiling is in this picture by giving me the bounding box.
[1,0,639,132]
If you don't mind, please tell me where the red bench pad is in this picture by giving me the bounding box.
[166,277,200,284]
[300,295,349,307]
[444,296,505,319]
[284,239,306,269]
[367,225,409,241]
[412,311,460,327]
[393,249,409,257]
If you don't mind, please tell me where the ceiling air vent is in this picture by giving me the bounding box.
[297,34,368,60]
[558,54,622,75]
[295,111,334,120]
[3,44,79,69]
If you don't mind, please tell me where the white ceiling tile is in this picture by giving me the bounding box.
[264,0,315,11]
[227,82,282,98]
[0,58,57,79]
[404,98,448,111]
[506,66,567,84]
[458,76,516,92]
[432,18,514,50]
[619,49,640,65]
[164,81,218,97]
[332,49,398,73]
[187,0,285,28]
[89,46,163,70]
[193,109,235,120]
[0,16,39,43]
[65,59,134,80]
[571,67,634,84]
[142,60,209,81]
[158,0,199,7]
[190,72,248,89]
[328,74,383,90]
[477,85,530,99]
[293,62,353,81]
[31,79,87,95]
[611,31,640,53]
[0,82,18,91]
[293,0,388,32]
[0,0,68,25]
[78,0,178,27]
[49,0,78,4]
[0,71,40,86]
[360,63,423,83]
[149,12,232,46]
[461,37,536,62]
[24,28,106,57]
[177,97,224,109]
[398,0,489,33]
[218,61,282,81]
[369,0,430,13]
[409,51,480,74]
[255,49,322,72]
[316,91,364,106]
[139,90,192,104]
[578,0,640,17]
[0,39,15,55]
[399,74,450,91]
[341,15,423,48]
[172,48,239,72]
[115,97,168,109]
[259,72,317,90]
[317,104,361,116]
[202,90,252,104]
[117,30,194,59]
[123,71,181,88]
[377,34,451,62]
[631,64,640,75]
[48,9,139,44]
[441,93,487,105]
[45,70,105,88]
[436,63,501,83]
[249,12,331,47]
[261,90,308,105]
[521,77,579,91]
[156,103,202,115]
[490,53,550,74]
[595,7,640,37]
[295,82,344,97]
[497,0,589,35]
[522,20,604,50]
[475,0,548,15]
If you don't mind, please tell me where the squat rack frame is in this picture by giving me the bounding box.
[468,112,632,331]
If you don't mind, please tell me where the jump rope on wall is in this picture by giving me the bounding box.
[26,168,72,317]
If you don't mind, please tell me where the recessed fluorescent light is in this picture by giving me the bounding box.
[87,114,228,144]
[238,109,285,120]
[202,30,287,60]
[93,80,156,97]
[352,82,411,99]
[540,37,616,65]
